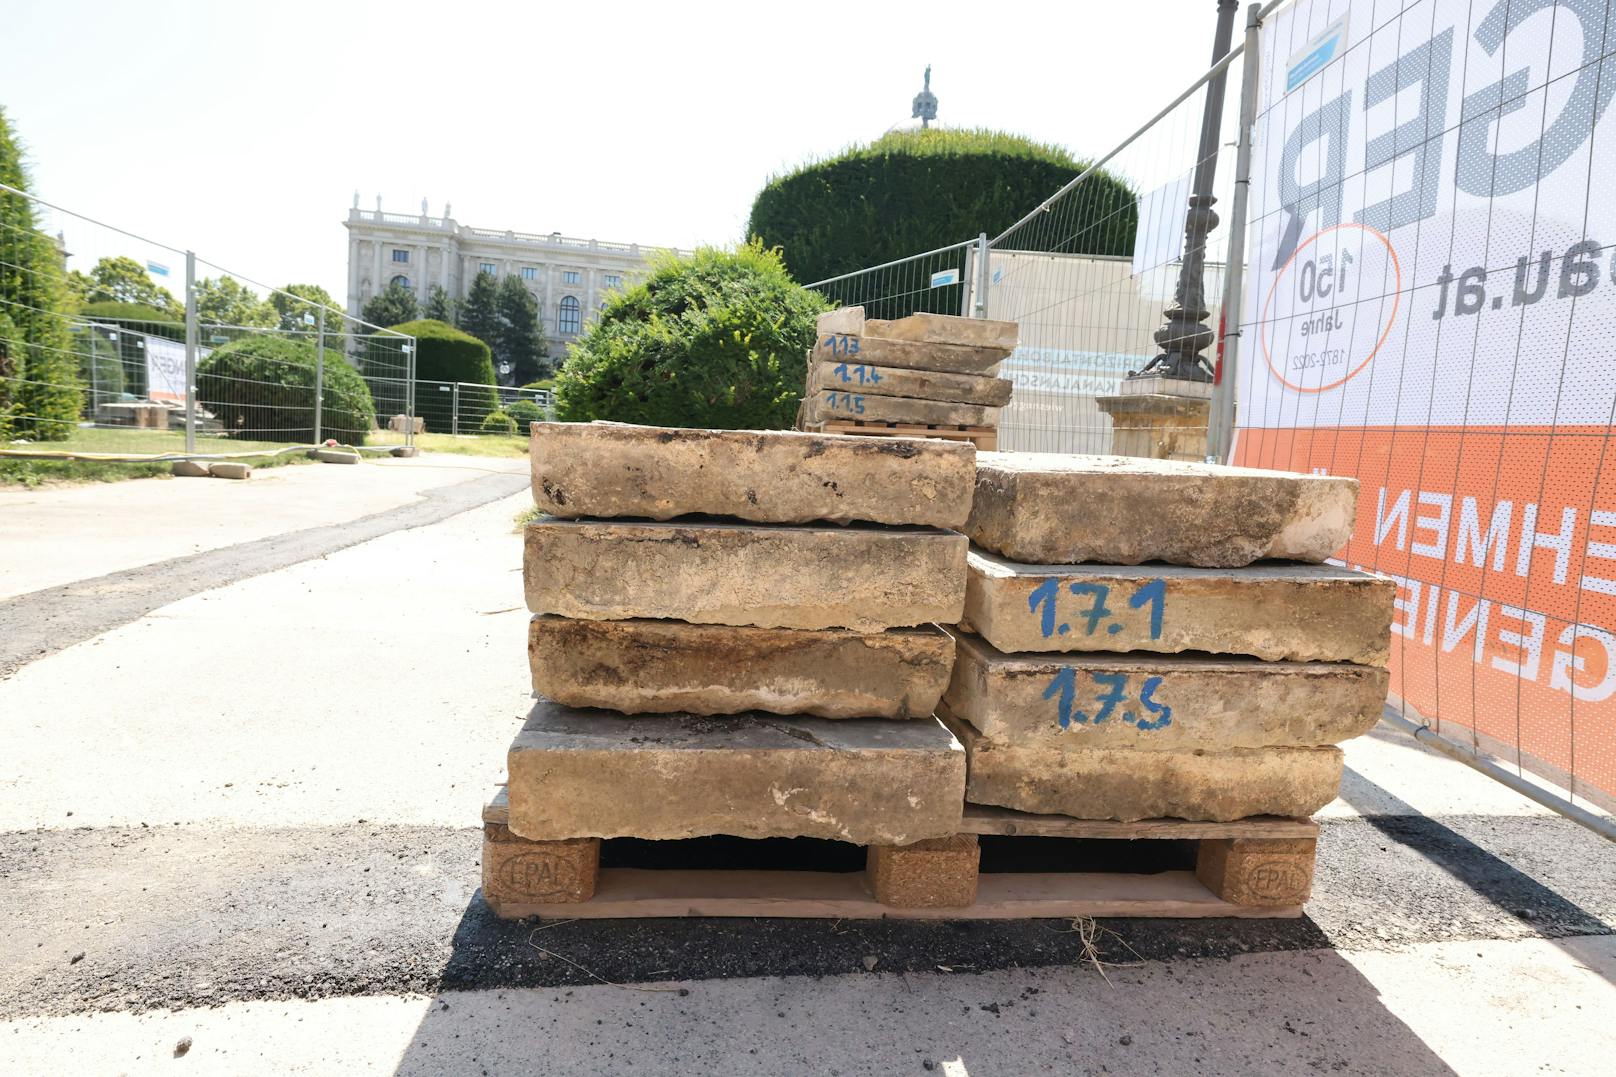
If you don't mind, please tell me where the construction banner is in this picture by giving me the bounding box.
[1233,0,1616,807]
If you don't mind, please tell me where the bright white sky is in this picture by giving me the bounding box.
[2,0,1223,305]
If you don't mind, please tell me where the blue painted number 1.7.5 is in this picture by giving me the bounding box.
[1042,670,1172,731]
[1027,577,1166,640]
[824,390,865,414]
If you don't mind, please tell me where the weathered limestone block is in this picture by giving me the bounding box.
[312,448,360,465]
[967,453,1359,567]
[482,790,601,905]
[805,389,998,428]
[962,551,1394,664]
[506,700,966,843]
[811,333,1006,376]
[944,631,1386,750]
[524,518,967,632]
[940,705,1343,822]
[171,459,210,478]
[1195,836,1318,906]
[820,307,1019,350]
[528,616,955,719]
[809,361,1014,406]
[529,422,974,529]
[207,462,252,480]
[867,834,980,908]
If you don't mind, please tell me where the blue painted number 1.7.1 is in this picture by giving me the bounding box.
[1042,670,1172,731]
[1027,577,1167,640]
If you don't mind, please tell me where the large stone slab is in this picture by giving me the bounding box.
[809,361,1014,406]
[820,307,1019,350]
[811,332,1006,376]
[528,616,954,719]
[524,517,967,632]
[962,551,1394,664]
[507,700,966,843]
[944,631,1386,751]
[967,453,1359,567]
[529,422,974,529]
[805,389,998,428]
[939,704,1342,822]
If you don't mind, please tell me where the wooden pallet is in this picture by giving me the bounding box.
[481,792,1317,920]
[802,419,998,451]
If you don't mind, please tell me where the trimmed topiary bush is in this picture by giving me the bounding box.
[197,336,375,444]
[747,128,1137,289]
[73,325,124,411]
[384,318,497,433]
[505,398,544,426]
[479,409,519,435]
[554,242,829,430]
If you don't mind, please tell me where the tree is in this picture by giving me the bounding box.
[272,283,340,334]
[555,242,828,430]
[195,276,276,328]
[747,128,1136,309]
[361,280,417,329]
[197,335,375,445]
[78,255,184,320]
[0,106,79,439]
[496,273,549,384]
[386,318,498,431]
[456,271,501,359]
[423,284,456,323]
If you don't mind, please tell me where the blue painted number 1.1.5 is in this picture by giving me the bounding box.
[824,390,865,414]
[1027,577,1167,640]
[1042,670,1172,731]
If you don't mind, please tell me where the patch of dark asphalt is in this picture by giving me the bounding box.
[1,813,1610,1018]
[0,470,529,678]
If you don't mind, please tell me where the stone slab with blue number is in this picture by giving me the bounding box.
[967,453,1359,567]
[942,630,1386,751]
[524,517,967,633]
[808,360,1013,407]
[806,389,998,428]
[961,551,1393,664]
[939,702,1343,822]
[819,307,1019,351]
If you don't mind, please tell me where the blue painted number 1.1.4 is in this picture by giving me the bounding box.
[1027,577,1167,640]
[832,363,883,386]
[1042,670,1172,731]
[824,391,865,414]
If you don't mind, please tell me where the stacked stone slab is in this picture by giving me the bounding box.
[802,307,1017,429]
[489,421,979,909]
[945,453,1394,849]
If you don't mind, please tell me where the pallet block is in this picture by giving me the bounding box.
[479,792,1316,919]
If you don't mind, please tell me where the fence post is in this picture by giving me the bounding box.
[1209,2,1262,464]
[404,337,416,449]
[313,307,325,444]
[451,381,460,436]
[973,233,990,319]
[183,250,197,455]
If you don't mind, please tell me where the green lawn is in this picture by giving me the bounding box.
[370,430,530,459]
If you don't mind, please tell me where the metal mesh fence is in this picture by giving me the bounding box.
[0,182,414,461]
[1229,0,1616,815]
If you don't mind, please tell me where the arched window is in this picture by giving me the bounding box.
[558,295,581,335]
[390,274,411,290]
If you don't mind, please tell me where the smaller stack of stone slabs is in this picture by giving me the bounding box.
[803,307,1017,428]
[509,422,975,883]
[944,452,1395,830]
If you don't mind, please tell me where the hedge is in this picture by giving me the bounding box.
[385,318,497,432]
[197,335,375,444]
[554,242,828,430]
[479,409,518,434]
[505,398,544,425]
[747,128,1137,295]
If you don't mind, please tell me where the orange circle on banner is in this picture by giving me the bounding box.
[1261,222,1401,393]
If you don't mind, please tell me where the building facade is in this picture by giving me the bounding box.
[344,196,684,364]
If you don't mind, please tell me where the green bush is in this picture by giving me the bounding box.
[384,318,497,432]
[505,398,544,426]
[520,378,554,392]
[747,128,1137,300]
[0,311,21,440]
[73,325,124,410]
[555,243,828,430]
[197,335,375,444]
[479,409,518,434]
